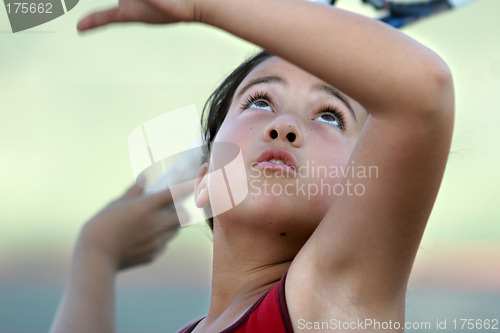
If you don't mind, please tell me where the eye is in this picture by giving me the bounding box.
[241,92,274,112]
[314,106,345,130]
[249,99,272,111]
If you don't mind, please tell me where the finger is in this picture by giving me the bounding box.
[158,225,179,245]
[77,8,125,32]
[140,180,194,211]
[122,176,146,199]
[160,225,179,240]
[155,205,190,229]
[142,188,174,209]
[150,209,183,230]
[143,233,172,259]
[175,206,190,226]
[168,180,195,200]
[154,238,169,258]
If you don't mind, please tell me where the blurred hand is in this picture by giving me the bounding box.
[77,0,198,31]
[78,180,187,271]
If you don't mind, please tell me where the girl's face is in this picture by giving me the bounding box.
[201,57,367,236]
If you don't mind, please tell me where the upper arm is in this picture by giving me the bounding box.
[288,62,454,315]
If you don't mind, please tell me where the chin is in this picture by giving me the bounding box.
[218,191,323,236]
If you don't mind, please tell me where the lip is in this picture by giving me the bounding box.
[253,147,297,175]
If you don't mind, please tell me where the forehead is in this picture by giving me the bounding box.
[239,56,321,90]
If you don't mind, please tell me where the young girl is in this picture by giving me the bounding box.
[51,0,454,332]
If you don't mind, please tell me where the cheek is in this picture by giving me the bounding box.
[213,118,260,168]
[205,140,249,219]
[301,141,355,202]
[213,115,252,144]
[308,138,353,173]
[213,108,270,149]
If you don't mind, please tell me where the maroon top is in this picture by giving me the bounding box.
[178,272,294,333]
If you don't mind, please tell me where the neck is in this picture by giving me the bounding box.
[204,216,301,326]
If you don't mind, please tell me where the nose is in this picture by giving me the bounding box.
[263,115,303,147]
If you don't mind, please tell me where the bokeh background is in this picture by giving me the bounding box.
[1,0,499,332]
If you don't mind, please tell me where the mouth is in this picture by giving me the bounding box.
[253,147,297,175]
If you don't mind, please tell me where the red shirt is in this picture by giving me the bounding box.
[178,272,293,333]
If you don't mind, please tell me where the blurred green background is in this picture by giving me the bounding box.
[1,0,499,332]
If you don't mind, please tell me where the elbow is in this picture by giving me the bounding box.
[410,54,455,132]
[422,55,455,118]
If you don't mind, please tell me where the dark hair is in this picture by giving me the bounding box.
[201,49,273,230]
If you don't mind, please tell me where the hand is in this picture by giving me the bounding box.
[78,180,187,271]
[77,0,199,32]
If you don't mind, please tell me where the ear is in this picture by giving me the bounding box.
[194,162,210,208]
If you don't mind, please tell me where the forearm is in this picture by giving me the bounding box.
[201,0,452,115]
[50,242,116,333]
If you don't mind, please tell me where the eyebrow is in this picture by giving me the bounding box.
[235,75,357,121]
[312,84,357,121]
[235,75,285,98]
